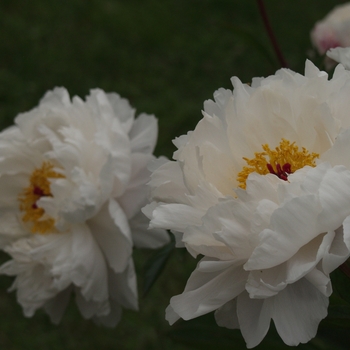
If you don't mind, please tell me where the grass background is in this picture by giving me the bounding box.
[0,0,348,349]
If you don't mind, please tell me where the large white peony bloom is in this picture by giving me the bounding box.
[0,87,169,326]
[144,61,350,347]
[311,3,350,55]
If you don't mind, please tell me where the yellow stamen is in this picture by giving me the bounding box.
[19,161,64,234]
[237,139,319,189]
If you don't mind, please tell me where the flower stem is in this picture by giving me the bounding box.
[255,0,288,68]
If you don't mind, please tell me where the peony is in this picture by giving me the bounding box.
[144,61,350,347]
[311,3,350,55]
[0,88,169,326]
[327,46,350,70]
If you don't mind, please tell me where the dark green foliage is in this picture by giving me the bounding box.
[143,233,175,296]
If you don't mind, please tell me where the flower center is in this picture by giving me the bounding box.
[237,139,319,189]
[18,161,65,234]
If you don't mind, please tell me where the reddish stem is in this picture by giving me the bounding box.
[256,0,288,68]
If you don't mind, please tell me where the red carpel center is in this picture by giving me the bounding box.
[267,162,292,181]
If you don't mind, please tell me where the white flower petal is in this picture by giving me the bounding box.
[0,212,28,247]
[147,203,203,231]
[174,113,235,195]
[304,268,332,297]
[0,173,29,208]
[118,154,152,219]
[106,92,135,134]
[169,258,247,321]
[270,279,328,346]
[214,299,239,330]
[342,215,350,251]
[321,128,350,169]
[165,304,181,325]
[88,202,132,274]
[44,286,72,324]
[205,199,255,259]
[246,231,334,298]
[327,47,350,69]
[245,194,323,270]
[236,292,271,349]
[312,165,350,231]
[75,287,110,319]
[62,225,109,302]
[148,160,195,207]
[129,114,158,154]
[94,262,138,327]
[322,226,350,274]
[108,198,133,244]
[0,234,70,316]
[129,210,170,249]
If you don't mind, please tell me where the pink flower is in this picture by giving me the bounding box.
[311,3,350,55]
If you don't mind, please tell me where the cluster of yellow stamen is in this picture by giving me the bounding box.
[18,162,64,234]
[237,139,319,189]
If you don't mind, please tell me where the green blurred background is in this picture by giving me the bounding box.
[0,0,349,349]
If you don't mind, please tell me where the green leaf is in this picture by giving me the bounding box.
[316,320,350,350]
[143,232,175,296]
[327,304,350,321]
[331,262,350,305]
[322,305,350,334]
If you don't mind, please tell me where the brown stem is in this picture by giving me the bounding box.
[256,0,288,68]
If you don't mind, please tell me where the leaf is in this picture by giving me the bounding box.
[316,320,350,350]
[143,232,175,296]
[327,304,350,321]
[321,302,350,334]
[331,263,350,305]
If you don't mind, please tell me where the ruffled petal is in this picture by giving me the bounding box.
[214,299,239,330]
[327,47,350,69]
[88,202,132,274]
[129,114,158,154]
[169,258,247,321]
[245,194,323,270]
[129,210,169,249]
[44,286,72,324]
[246,231,334,298]
[146,203,203,231]
[236,292,271,349]
[270,279,328,346]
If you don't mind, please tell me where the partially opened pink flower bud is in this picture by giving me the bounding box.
[311,3,350,55]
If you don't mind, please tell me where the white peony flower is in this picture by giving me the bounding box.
[327,46,350,70]
[311,3,350,55]
[0,87,169,326]
[144,61,350,347]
